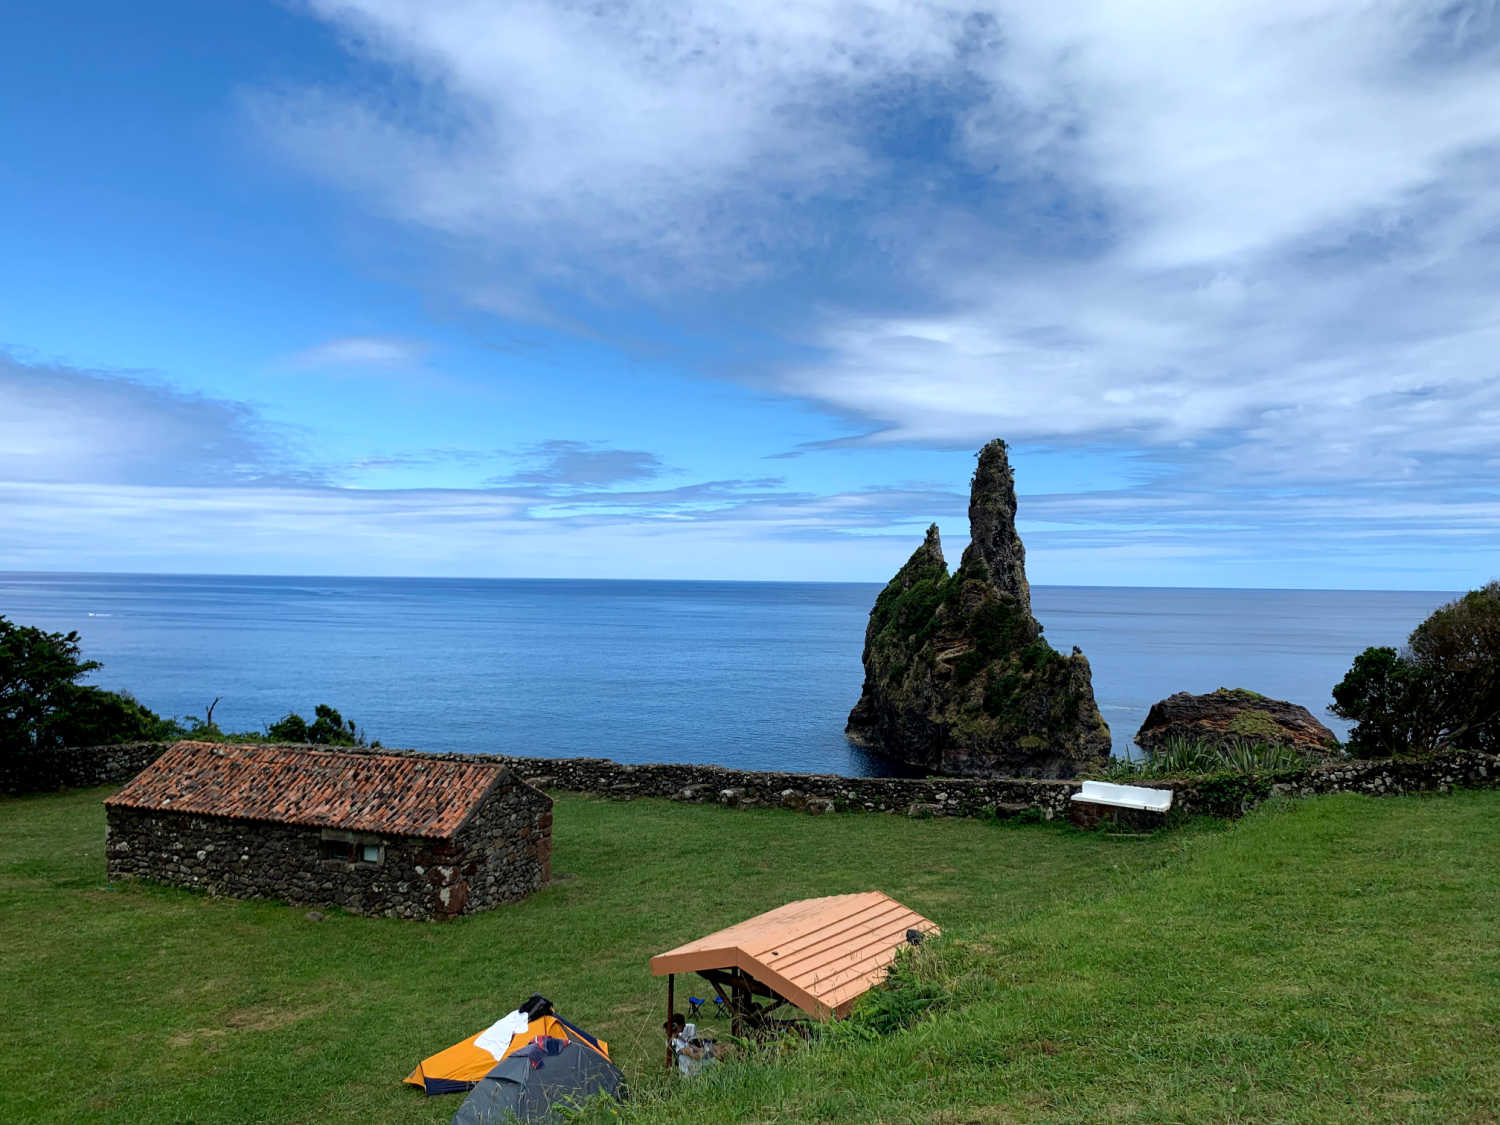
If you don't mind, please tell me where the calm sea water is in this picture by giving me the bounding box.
[0,573,1454,776]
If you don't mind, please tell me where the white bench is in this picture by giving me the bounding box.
[1069,780,1173,813]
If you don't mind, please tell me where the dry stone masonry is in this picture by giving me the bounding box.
[1,740,169,795]
[493,748,1500,823]
[104,742,552,920]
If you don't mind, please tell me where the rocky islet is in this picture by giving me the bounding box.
[845,439,1112,778]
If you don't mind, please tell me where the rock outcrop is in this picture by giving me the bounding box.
[846,439,1112,778]
[1135,689,1338,755]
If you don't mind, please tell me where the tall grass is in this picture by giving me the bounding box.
[586,789,1500,1124]
[1097,734,1317,779]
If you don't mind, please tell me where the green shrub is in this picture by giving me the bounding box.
[844,943,945,1037]
[1332,580,1499,756]
[835,937,986,1042]
[1100,735,1312,779]
[0,616,180,755]
[266,704,370,746]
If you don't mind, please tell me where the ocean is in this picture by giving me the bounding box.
[0,573,1454,776]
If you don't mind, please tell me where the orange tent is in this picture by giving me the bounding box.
[405,995,610,1096]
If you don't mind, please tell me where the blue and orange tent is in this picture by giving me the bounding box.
[404,994,612,1097]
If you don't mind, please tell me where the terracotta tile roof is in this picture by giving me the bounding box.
[105,742,509,838]
[650,891,940,1019]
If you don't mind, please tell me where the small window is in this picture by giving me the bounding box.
[320,837,381,863]
[321,839,357,862]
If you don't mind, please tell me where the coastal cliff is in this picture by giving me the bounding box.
[846,439,1112,778]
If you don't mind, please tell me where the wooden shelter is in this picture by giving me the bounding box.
[650,892,938,1061]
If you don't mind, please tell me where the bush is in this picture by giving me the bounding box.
[0,616,178,755]
[1099,735,1312,779]
[48,686,185,746]
[267,704,370,746]
[1332,581,1499,756]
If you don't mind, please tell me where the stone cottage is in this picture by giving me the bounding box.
[104,741,552,920]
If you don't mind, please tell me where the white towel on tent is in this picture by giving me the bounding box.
[473,1009,533,1058]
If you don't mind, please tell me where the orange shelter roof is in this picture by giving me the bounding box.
[105,741,512,838]
[650,891,939,1020]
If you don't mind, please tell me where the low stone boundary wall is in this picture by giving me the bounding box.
[493,749,1500,823]
[1168,750,1500,820]
[1,741,171,796]
[11,742,1499,825]
[493,755,1080,819]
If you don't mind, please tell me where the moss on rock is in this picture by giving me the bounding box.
[846,440,1112,779]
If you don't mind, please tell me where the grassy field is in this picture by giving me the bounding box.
[1,786,1188,1123]
[3,787,1497,1123]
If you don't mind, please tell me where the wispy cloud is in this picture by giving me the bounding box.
[251,0,1500,504]
[280,335,426,371]
[492,440,666,490]
[0,353,301,486]
[2,352,1490,583]
[14,2,1498,584]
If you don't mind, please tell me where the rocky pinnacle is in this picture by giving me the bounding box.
[845,438,1111,778]
[959,438,1031,618]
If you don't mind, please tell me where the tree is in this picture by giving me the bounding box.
[0,616,176,755]
[267,703,369,746]
[1332,581,1500,756]
[1330,646,1418,757]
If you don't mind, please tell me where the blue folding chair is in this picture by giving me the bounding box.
[687,996,726,1018]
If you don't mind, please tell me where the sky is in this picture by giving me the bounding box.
[2,0,1497,588]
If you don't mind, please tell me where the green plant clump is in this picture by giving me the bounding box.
[1332,580,1499,756]
[266,704,371,747]
[0,615,181,756]
[1099,734,1313,780]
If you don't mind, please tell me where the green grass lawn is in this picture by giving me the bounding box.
[3,787,1497,1123]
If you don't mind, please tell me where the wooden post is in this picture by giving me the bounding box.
[730,968,750,1039]
[665,973,675,1073]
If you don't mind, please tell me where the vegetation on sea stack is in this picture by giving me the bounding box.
[1333,580,1499,756]
[846,440,1111,778]
[1134,687,1338,758]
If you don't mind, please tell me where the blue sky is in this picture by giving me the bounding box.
[2,1,1497,588]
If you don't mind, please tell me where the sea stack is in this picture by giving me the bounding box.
[846,439,1112,778]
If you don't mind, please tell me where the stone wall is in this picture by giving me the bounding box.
[1166,749,1500,821]
[105,778,553,920]
[493,749,1500,824]
[2,741,170,796]
[19,742,1500,828]
[495,755,1081,819]
[451,778,554,914]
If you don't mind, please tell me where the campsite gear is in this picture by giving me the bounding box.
[671,1029,719,1078]
[404,994,612,1096]
[449,1036,625,1124]
[686,995,726,1018]
[651,891,939,1050]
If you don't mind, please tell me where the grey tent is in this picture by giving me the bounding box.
[450,1035,625,1125]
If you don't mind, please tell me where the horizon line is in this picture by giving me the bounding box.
[0,568,1465,597]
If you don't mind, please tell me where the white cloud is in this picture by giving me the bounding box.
[250,0,976,284]
[185,0,1500,583]
[281,335,426,370]
[0,354,291,486]
[6,473,1495,587]
[256,1,1500,487]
